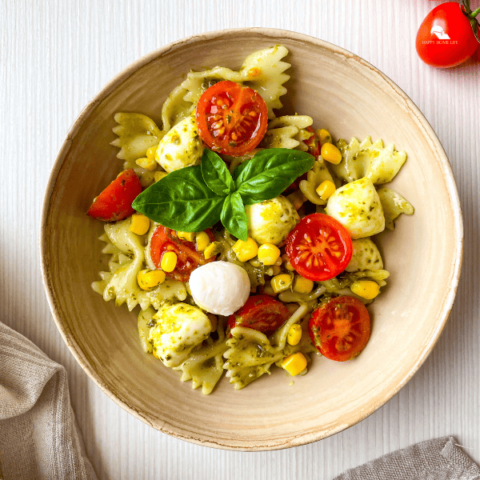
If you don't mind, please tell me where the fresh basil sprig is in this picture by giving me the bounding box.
[132,148,314,241]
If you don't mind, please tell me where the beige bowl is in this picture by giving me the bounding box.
[40,28,463,450]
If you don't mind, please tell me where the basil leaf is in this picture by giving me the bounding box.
[132,166,225,232]
[233,148,315,205]
[201,149,235,196]
[220,192,248,241]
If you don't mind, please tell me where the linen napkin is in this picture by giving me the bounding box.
[0,321,97,480]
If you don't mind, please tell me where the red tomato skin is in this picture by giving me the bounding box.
[87,169,142,222]
[228,295,291,336]
[196,80,268,157]
[416,3,479,68]
[286,213,353,282]
[309,296,371,362]
[149,226,216,282]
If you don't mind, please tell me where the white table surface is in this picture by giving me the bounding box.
[1,0,479,478]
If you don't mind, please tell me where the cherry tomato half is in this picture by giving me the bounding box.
[286,213,352,282]
[228,295,291,336]
[309,296,371,362]
[150,226,216,282]
[196,80,268,156]
[87,169,142,222]
[416,2,480,68]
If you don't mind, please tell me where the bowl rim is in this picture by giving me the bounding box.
[40,27,464,451]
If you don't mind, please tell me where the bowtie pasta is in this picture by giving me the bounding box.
[88,45,414,395]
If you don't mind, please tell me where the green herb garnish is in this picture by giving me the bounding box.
[132,148,314,241]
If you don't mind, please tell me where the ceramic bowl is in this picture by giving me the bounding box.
[40,28,463,450]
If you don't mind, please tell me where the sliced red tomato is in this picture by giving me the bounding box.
[228,295,290,336]
[196,80,268,156]
[149,226,216,282]
[309,296,371,362]
[87,169,142,222]
[304,126,320,157]
[286,213,352,281]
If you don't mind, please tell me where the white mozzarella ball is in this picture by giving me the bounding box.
[325,178,385,239]
[245,196,299,246]
[346,238,384,272]
[189,261,251,316]
[155,116,204,173]
[148,303,211,368]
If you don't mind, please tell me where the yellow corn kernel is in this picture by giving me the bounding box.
[136,157,157,171]
[271,265,282,276]
[232,237,259,262]
[154,171,168,182]
[196,231,211,252]
[257,244,281,266]
[161,251,177,272]
[287,324,302,346]
[293,275,314,294]
[350,280,380,300]
[129,214,150,235]
[204,242,222,260]
[271,274,293,294]
[282,254,295,271]
[282,353,307,376]
[177,231,196,242]
[321,142,342,165]
[316,180,336,201]
[146,145,157,160]
[137,269,166,290]
[317,128,332,145]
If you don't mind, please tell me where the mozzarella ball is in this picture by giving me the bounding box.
[245,196,299,246]
[346,238,384,272]
[149,303,211,368]
[155,116,204,173]
[325,178,385,239]
[189,261,251,316]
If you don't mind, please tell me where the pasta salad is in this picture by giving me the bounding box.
[89,45,414,394]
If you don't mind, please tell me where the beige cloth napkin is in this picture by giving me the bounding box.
[1,320,479,480]
[0,321,97,480]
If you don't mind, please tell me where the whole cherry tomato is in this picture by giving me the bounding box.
[416,1,480,68]
[309,296,371,362]
[87,169,142,222]
[149,226,216,282]
[228,295,291,336]
[195,80,268,156]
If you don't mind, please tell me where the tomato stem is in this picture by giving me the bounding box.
[470,6,480,18]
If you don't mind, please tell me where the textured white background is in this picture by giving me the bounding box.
[1,1,479,479]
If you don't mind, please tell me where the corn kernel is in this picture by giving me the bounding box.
[154,171,168,182]
[161,251,177,272]
[258,244,281,266]
[177,231,196,242]
[196,231,211,252]
[129,214,150,235]
[204,242,222,260]
[136,157,157,171]
[321,142,342,165]
[282,353,307,376]
[317,128,333,145]
[140,171,155,187]
[146,145,157,160]
[316,180,336,201]
[271,265,282,276]
[271,274,293,294]
[287,324,302,346]
[233,237,258,262]
[137,269,166,290]
[293,275,314,294]
[282,254,295,271]
[350,280,380,300]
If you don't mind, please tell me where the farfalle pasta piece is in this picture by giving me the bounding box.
[377,187,415,230]
[111,113,163,169]
[261,115,313,150]
[332,136,407,185]
[299,158,335,205]
[137,307,155,354]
